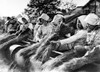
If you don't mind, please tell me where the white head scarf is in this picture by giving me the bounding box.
[38,13,49,21]
[78,15,87,28]
[22,14,29,21]
[84,13,100,25]
[52,14,64,24]
[18,14,29,24]
[17,17,23,24]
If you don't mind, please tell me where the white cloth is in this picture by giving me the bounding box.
[10,44,21,54]
[38,13,49,21]
[18,14,29,23]
[18,17,23,24]
[52,14,63,24]
[60,30,87,45]
[78,15,87,28]
[84,13,100,25]
[22,14,29,22]
[28,23,33,30]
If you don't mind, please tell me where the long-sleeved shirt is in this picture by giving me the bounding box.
[34,23,53,42]
[60,30,87,45]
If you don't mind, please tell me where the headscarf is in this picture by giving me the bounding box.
[78,15,87,28]
[38,13,49,21]
[17,17,23,24]
[84,13,100,25]
[52,14,64,24]
[17,14,29,24]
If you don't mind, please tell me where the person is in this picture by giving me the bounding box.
[33,13,53,42]
[17,16,34,44]
[49,13,100,72]
[18,14,32,32]
[5,17,20,34]
[51,13,97,51]
[50,14,73,40]
[51,14,64,33]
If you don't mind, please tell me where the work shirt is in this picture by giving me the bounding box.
[86,28,100,47]
[37,23,53,39]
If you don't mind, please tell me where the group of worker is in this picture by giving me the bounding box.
[3,10,100,71]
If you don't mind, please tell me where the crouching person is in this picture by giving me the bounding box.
[44,13,100,72]
[33,13,53,42]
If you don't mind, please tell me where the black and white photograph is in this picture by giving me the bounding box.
[0,0,100,72]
